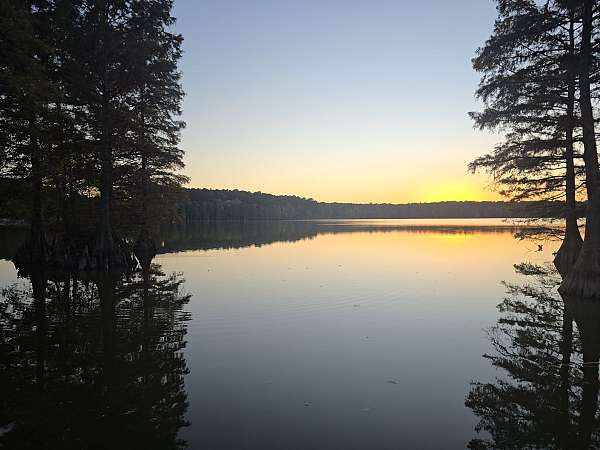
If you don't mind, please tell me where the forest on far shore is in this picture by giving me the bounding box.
[179,188,574,221]
[0,180,577,224]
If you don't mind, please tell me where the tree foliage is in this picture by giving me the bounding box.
[0,0,186,271]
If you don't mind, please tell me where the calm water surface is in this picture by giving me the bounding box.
[1,219,583,449]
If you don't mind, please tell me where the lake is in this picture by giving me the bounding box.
[1,219,592,449]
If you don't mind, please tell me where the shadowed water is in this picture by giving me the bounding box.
[1,219,596,449]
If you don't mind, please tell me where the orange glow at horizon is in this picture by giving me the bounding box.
[185,173,502,204]
[182,136,504,204]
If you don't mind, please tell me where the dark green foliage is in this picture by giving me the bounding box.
[0,0,187,270]
[469,0,584,206]
[122,0,187,239]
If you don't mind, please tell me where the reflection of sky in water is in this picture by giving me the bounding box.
[153,221,557,449]
[0,220,562,448]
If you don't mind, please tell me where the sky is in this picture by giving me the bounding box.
[172,0,501,203]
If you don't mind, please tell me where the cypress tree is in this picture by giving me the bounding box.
[470,0,584,275]
[560,0,600,297]
[123,0,187,267]
[0,1,57,265]
[69,0,135,270]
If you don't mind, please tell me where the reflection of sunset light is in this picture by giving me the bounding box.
[162,223,560,291]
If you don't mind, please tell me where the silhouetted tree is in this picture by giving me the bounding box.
[123,0,186,266]
[68,0,137,269]
[560,0,600,297]
[0,1,57,264]
[1,1,188,273]
[469,0,584,274]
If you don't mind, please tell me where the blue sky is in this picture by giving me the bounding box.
[173,0,500,202]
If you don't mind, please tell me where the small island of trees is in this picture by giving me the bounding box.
[0,0,186,273]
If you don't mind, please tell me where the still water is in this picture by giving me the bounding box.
[0,219,593,449]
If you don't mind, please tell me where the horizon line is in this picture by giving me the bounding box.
[184,186,540,205]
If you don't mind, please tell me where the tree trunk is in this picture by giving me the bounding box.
[98,106,114,257]
[560,0,600,297]
[95,3,121,271]
[555,13,583,277]
[29,118,45,263]
[134,100,156,269]
[140,98,149,238]
[141,141,148,236]
[56,102,70,237]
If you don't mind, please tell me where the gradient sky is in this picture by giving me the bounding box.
[172,0,501,203]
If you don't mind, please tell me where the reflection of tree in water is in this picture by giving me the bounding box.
[0,263,191,449]
[466,262,600,449]
[158,220,531,255]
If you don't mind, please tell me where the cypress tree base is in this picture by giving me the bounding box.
[134,235,157,272]
[13,237,136,275]
[559,245,600,298]
[12,237,49,278]
[554,229,583,277]
[91,243,129,272]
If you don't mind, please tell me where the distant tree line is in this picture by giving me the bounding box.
[471,0,600,297]
[0,0,186,272]
[1,181,568,224]
[177,188,572,222]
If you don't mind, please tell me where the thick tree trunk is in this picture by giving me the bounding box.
[560,0,600,297]
[141,144,148,235]
[29,119,46,263]
[97,98,115,268]
[93,3,126,272]
[555,16,583,277]
[56,102,71,237]
[555,134,583,276]
[141,102,149,238]
[134,104,156,269]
